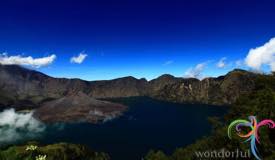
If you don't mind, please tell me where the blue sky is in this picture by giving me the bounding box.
[0,0,275,80]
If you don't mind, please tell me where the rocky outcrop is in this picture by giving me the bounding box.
[0,65,258,107]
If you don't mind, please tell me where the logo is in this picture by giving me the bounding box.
[228,116,275,160]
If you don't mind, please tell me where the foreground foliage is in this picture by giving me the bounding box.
[0,142,110,160]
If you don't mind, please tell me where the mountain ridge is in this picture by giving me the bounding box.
[0,64,258,107]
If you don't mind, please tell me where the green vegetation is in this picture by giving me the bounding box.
[0,142,110,160]
[144,73,275,160]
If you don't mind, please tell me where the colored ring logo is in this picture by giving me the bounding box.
[228,116,275,160]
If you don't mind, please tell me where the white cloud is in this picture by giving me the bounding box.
[0,53,56,68]
[70,52,88,64]
[163,60,174,66]
[245,37,275,71]
[184,62,207,79]
[216,57,227,68]
[0,108,45,145]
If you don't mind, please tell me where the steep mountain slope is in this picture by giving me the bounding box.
[0,65,90,108]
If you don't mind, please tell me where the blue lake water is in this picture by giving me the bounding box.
[40,97,227,160]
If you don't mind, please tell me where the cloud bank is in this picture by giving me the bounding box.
[0,53,56,68]
[184,62,207,79]
[70,53,88,64]
[216,57,227,68]
[245,37,275,71]
[0,108,45,145]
